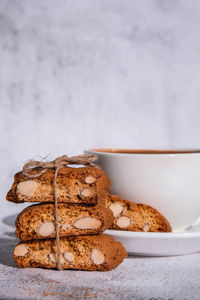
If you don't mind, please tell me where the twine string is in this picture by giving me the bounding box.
[53,164,62,270]
[22,154,97,270]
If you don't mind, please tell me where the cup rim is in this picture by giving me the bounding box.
[86,148,200,156]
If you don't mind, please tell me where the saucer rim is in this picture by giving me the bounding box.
[105,229,200,239]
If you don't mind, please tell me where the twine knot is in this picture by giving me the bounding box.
[22,154,97,179]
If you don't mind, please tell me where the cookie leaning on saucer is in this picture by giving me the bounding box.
[13,234,127,271]
[15,203,114,241]
[106,195,172,232]
[6,166,110,206]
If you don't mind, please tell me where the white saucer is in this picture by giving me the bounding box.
[105,224,200,256]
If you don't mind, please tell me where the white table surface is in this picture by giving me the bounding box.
[0,208,200,300]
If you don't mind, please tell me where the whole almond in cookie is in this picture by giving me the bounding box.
[14,244,28,257]
[91,249,105,265]
[85,176,96,184]
[17,181,38,197]
[73,217,101,230]
[63,252,74,263]
[116,216,131,228]
[38,222,55,237]
[109,202,124,217]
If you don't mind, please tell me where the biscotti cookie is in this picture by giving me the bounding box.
[7,166,110,205]
[106,195,172,232]
[15,203,114,240]
[13,234,127,271]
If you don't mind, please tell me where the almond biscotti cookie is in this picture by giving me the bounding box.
[13,234,127,271]
[7,166,110,205]
[106,195,172,232]
[15,203,114,240]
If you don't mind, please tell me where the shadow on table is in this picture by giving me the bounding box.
[2,214,17,228]
[0,237,18,268]
[1,214,19,267]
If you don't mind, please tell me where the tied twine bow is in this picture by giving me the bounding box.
[22,154,98,270]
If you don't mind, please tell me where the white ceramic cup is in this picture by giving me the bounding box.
[85,148,200,232]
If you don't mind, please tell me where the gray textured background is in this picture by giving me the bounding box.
[1,0,200,214]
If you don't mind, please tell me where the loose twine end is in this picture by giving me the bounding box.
[22,154,98,270]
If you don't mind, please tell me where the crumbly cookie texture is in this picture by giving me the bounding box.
[6,166,110,205]
[15,203,114,240]
[13,234,127,271]
[106,195,172,232]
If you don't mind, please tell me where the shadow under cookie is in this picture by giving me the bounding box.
[2,214,18,228]
[0,237,18,267]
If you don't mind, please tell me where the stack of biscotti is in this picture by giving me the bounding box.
[7,167,127,270]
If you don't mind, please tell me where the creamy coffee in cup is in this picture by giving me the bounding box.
[85,148,200,232]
